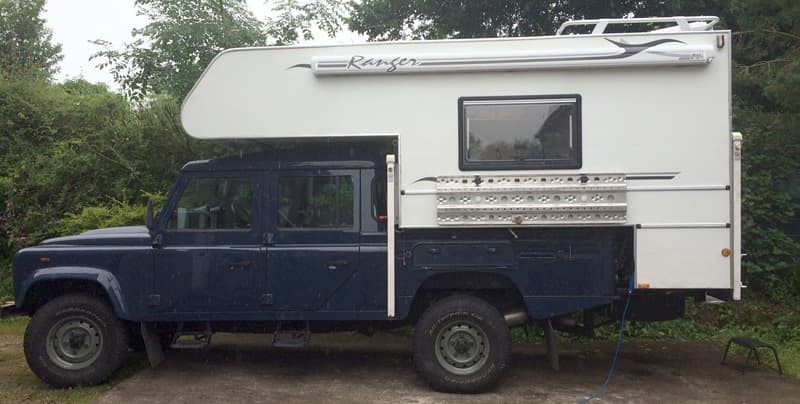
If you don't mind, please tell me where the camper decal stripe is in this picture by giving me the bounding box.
[419,39,685,66]
[626,175,676,180]
[601,38,684,59]
[301,38,713,75]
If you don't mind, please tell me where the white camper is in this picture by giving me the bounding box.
[182,16,741,300]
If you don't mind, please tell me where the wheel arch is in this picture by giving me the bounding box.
[17,267,128,319]
[403,271,528,324]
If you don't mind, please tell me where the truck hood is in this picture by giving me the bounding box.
[40,226,152,246]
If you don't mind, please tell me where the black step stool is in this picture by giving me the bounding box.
[721,336,783,375]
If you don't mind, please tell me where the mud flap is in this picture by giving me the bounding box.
[140,322,165,368]
[544,319,560,371]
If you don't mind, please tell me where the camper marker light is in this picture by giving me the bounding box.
[721,248,731,257]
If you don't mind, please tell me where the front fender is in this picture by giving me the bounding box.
[16,266,129,319]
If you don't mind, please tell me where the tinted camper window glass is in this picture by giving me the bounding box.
[460,96,581,170]
[278,176,354,229]
[168,177,253,230]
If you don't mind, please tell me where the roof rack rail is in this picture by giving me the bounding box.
[556,16,720,36]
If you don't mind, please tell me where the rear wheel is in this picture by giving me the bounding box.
[413,295,511,393]
[24,294,129,387]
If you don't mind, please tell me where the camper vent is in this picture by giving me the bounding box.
[436,174,627,226]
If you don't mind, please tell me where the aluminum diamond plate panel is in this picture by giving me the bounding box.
[436,174,627,226]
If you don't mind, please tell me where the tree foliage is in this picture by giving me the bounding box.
[92,0,349,100]
[0,74,222,298]
[92,0,268,100]
[726,0,800,297]
[348,0,728,40]
[0,0,62,77]
[266,0,348,45]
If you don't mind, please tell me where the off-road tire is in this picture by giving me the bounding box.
[413,294,511,393]
[23,294,129,387]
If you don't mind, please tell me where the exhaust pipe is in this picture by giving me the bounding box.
[504,310,530,327]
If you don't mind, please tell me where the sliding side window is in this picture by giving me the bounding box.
[459,95,581,170]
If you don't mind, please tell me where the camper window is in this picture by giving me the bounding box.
[459,95,581,170]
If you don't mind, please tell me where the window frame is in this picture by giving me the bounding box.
[370,174,387,222]
[164,173,259,234]
[458,94,582,171]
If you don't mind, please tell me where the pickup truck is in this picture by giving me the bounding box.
[4,141,655,393]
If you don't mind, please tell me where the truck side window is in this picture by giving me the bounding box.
[278,175,354,229]
[168,177,253,230]
[459,95,581,170]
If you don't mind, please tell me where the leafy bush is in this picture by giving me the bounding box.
[57,201,147,236]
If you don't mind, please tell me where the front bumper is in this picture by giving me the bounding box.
[1,302,22,319]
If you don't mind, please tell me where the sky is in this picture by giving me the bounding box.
[41,0,359,91]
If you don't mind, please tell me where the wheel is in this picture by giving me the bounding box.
[23,294,130,387]
[413,294,511,393]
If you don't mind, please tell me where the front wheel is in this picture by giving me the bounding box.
[413,295,511,393]
[24,294,130,387]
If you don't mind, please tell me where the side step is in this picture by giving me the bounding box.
[1,302,22,319]
[272,321,311,348]
[170,322,213,349]
[171,332,212,349]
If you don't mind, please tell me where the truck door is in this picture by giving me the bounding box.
[153,172,266,314]
[267,169,360,311]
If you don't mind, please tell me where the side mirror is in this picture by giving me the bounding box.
[145,199,155,237]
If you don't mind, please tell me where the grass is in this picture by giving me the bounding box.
[0,317,147,404]
[626,296,800,377]
[510,294,800,377]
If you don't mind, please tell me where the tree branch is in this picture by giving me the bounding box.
[734,29,800,42]
[738,58,793,74]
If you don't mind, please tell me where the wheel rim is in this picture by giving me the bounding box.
[434,319,490,376]
[45,315,104,370]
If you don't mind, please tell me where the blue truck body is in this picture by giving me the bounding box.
[11,142,628,324]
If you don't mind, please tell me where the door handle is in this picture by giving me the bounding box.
[327,259,349,270]
[227,260,252,270]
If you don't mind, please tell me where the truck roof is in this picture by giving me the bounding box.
[181,140,393,172]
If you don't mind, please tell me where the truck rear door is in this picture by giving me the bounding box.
[266,169,360,311]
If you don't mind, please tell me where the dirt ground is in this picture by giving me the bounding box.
[93,332,800,404]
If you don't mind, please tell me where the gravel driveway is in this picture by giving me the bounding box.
[95,331,799,403]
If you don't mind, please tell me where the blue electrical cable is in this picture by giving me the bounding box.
[579,276,635,404]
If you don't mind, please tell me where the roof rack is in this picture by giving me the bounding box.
[556,16,720,36]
